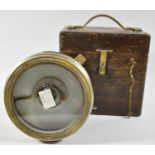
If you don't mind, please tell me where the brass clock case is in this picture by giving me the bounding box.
[4,51,94,141]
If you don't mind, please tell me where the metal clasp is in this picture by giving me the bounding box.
[96,49,113,75]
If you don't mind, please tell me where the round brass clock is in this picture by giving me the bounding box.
[4,51,94,141]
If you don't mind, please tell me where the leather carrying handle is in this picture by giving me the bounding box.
[82,14,126,30]
[70,14,141,32]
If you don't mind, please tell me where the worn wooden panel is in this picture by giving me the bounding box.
[60,27,150,116]
[60,27,150,53]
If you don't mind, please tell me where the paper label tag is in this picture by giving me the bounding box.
[38,89,56,109]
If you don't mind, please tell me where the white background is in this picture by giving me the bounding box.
[0,10,155,145]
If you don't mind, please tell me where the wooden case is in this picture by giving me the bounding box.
[59,14,151,116]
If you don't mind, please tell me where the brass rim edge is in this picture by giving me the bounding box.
[4,51,94,141]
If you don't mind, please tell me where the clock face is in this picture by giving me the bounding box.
[13,63,84,132]
[4,52,94,141]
